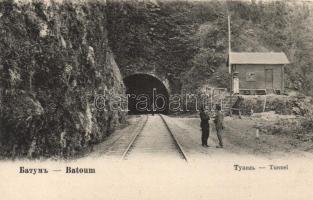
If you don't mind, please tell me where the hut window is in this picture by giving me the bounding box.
[246,72,256,81]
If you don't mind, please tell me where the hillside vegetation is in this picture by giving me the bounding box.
[107,0,313,95]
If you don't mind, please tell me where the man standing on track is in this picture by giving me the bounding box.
[200,106,210,147]
[214,104,224,148]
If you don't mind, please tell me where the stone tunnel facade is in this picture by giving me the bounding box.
[123,73,170,114]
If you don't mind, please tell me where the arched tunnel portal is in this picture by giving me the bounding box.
[123,74,169,115]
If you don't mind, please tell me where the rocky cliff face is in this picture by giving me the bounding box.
[0,0,126,159]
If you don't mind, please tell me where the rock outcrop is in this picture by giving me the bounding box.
[0,0,126,159]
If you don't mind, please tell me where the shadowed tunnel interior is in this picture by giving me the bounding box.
[124,74,169,115]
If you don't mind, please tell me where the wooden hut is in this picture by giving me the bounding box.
[228,52,290,95]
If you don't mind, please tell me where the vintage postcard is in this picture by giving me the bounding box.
[1,0,313,199]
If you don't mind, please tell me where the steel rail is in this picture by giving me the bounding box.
[121,115,149,160]
[159,114,188,162]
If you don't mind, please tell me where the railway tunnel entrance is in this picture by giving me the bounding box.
[124,74,169,115]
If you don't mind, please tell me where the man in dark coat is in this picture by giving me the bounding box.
[200,106,210,147]
[214,105,224,148]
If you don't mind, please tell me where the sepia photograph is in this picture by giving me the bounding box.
[1,0,313,199]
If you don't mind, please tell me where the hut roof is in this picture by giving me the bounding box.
[229,52,290,65]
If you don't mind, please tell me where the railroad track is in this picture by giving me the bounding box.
[121,114,188,162]
[121,114,149,159]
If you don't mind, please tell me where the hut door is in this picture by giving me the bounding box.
[265,69,273,89]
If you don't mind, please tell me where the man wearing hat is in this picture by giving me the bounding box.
[199,106,210,147]
[214,104,224,148]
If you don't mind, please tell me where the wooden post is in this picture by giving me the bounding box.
[228,15,232,94]
[263,95,267,112]
[282,65,285,94]
[228,15,231,74]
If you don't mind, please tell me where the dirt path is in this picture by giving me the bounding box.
[86,114,313,162]
[164,115,313,160]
